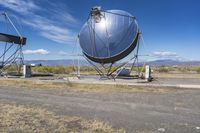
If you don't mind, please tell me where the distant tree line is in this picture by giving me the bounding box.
[3,65,200,74]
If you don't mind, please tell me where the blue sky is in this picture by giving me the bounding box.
[0,0,200,61]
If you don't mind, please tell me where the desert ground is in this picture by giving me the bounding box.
[0,75,200,133]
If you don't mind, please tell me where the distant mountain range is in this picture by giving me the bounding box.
[24,59,200,66]
[25,60,74,66]
[147,59,200,66]
[24,59,87,66]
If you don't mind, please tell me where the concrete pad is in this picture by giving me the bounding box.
[68,76,200,89]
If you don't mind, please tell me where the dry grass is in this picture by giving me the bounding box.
[0,78,176,93]
[153,73,200,79]
[135,131,159,133]
[0,101,125,133]
[71,83,176,93]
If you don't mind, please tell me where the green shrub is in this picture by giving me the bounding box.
[32,65,75,74]
[80,66,93,71]
[156,67,169,73]
[2,64,22,73]
[129,66,145,73]
[195,67,200,73]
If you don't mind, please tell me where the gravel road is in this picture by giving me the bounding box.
[0,86,200,133]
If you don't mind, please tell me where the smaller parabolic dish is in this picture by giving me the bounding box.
[79,7,140,64]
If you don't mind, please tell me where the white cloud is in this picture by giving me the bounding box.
[58,51,68,56]
[0,0,39,14]
[149,51,187,61]
[57,51,83,57]
[0,0,78,44]
[23,49,49,55]
[153,51,177,56]
[22,16,76,44]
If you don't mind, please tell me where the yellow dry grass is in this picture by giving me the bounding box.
[153,73,200,79]
[0,101,125,133]
[135,131,159,133]
[0,78,176,93]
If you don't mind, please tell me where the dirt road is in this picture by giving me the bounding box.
[0,85,200,133]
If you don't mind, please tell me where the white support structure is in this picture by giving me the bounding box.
[145,65,152,82]
[23,65,31,78]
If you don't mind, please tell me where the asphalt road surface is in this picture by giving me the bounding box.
[0,86,200,133]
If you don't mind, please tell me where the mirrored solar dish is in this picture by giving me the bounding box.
[79,10,139,64]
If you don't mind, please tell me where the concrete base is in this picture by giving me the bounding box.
[67,75,200,89]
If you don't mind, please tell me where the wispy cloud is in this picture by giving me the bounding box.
[21,15,76,44]
[1,0,39,14]
[58,51,69,56]
[150,51,186,61]
[23,49,49,55]
[0,0,78,44]
[153,51,177,56]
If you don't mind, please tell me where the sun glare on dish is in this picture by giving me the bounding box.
[98,18,107,29]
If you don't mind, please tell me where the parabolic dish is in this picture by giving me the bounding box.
[79,9,140,64]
